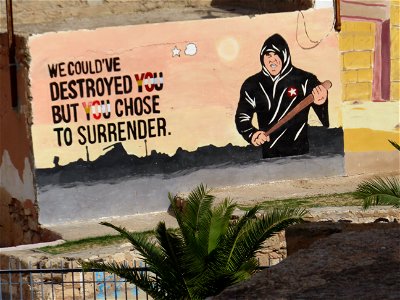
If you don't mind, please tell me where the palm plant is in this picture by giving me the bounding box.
[81,184,307,299]
[354,140,400,209]
[354,176,400,209]
[389,139,400,151]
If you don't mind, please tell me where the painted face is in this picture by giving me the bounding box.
[263,52,282,76]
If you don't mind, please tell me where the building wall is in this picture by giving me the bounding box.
[0,34,39,246]
[340,0,399,174]
[391,0,400,100]
[0,3,398,231]
[26,9,348,225]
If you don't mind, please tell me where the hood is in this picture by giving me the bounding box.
[260,34,293,80]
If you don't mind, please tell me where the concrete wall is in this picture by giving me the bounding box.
[0,2,398,234]
[26,8,348,225]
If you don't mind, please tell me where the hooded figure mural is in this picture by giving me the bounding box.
[235,34,329,158]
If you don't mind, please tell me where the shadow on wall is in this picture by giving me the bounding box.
[210,0,314,13]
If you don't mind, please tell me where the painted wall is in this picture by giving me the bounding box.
[1,2,397,245]
[28,8,346,225]
[19,4,398,226]
[340,0,399,174]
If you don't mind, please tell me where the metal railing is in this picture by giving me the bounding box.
[0,259,274,300]
[0,260,151,300]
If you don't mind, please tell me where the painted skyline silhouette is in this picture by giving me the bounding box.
[36,126,344,187]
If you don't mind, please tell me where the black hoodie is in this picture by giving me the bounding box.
[235,34,329,158]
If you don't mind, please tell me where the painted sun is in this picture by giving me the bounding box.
[217,37,240,61]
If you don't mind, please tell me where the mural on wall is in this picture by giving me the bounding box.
[28,9,344,223]
[235,33,330,158]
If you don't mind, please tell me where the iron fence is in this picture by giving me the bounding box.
[0,260,152,300]
[0,259,272,300]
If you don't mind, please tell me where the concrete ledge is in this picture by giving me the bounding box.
[0,239,65,253]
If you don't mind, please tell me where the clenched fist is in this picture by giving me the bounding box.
[312,85,328,105]
[251,131,270,146]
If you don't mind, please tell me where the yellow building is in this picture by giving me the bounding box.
[340,0,399,173]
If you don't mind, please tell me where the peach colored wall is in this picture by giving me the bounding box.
[26,9,349,224]
[28,9,341,168]
[21,7,400,225]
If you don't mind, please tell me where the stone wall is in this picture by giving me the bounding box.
[260,206,400,264]
[0,254,32,299]
[214,223,400,299]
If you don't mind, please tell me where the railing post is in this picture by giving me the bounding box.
[18,261,22,300]
[8,260,12,300]
[29,262,34,300]
[39,262,44,300]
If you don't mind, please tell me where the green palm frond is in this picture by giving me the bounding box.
[169,184,213,256]
[154,221,189,292]
[155,222,184,268]
[185,184,214,244]
[222,204,262,266]
[85,185,308,299]
[187,205,263,287]
[208,198,236,253]
[224,206,306,271]
[80,260,171,299]
[98,222,164,265]
[97,222,183,288]
[354,176,400,209]
[188,268,237,299]
[388,140,400,151]
[172,184,232,277]
[242,206,306,253]
[184,183,214,233]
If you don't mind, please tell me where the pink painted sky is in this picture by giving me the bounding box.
[29,9,340,168]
